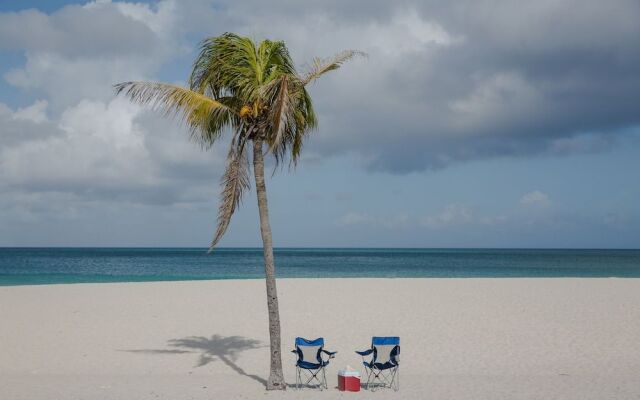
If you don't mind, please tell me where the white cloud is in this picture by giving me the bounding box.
[0,97,219,204]
[12,100,48,123]
[0,1,211,110]
[2,98,148,187]
[449,72,539,131]
[520,190,551,207]
[4,52,160,109]
[60,98,144,151]
[365,9,462,55]
[0,0,225,214]
[0,5,157,62]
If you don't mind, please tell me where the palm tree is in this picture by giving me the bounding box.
[115,33,362,390]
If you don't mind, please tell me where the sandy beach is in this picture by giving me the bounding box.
[1,278,639,399]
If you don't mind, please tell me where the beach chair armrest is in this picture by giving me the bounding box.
[291,350,298,354]
[322,349,337,358]
[355,349,373,356]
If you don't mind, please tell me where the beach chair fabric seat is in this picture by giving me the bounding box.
[291,337,336,389]
[356,336,400,391]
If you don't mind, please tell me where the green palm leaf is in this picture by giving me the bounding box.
[114,81,236,147]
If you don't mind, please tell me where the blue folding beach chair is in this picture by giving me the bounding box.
[291,337,336,389]
[356,336,400,391]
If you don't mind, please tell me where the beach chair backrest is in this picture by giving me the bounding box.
[295,337,324,364]
[372,336,400,365]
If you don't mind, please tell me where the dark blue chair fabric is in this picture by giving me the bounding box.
[356,336,401,390]
[292,337,336,389]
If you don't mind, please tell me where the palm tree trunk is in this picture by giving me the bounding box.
[252,138,286,390]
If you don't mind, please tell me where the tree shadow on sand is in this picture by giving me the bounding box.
[124,334,267,386]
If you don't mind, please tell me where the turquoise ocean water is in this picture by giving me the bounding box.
[0,248,639,286]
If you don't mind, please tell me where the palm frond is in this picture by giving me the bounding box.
[292,88,317,163]
[114,81,236,146]
[209,137,250,250]
[289,89,316,166]
[190,33,263,103]
[265,75,294,155]
[302,50,367,86]
[190,33,299,111]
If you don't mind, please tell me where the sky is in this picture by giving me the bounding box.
[0,0,639,248]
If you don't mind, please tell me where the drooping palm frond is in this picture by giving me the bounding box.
[209,136,250,250]
[290,88,317,165]
[302,50,367,86]
[263,75,295,156]
[258,74,317,165]
[114,81,236,147]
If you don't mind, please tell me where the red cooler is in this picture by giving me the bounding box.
[338,370,361,392]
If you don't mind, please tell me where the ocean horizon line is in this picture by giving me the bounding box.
[2,246,640,250]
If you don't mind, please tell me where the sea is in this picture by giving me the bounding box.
[1,248,639,286]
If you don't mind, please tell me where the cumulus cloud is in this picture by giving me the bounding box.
[12,100,49,123]
[0,0,224,217]
[0,1,208,109]
[0,97,218,204]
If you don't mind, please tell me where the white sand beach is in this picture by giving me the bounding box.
[1,278,639,399]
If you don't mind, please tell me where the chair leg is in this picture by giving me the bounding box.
[368,367,399,391]
[322,367,327,390]
[296,367,301,390]
[304,371,315,387]
[368,369,377,391]
[302,369,324,390]
[369,367,398,391]
[389,367,399,391]
[364,367,373,390]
